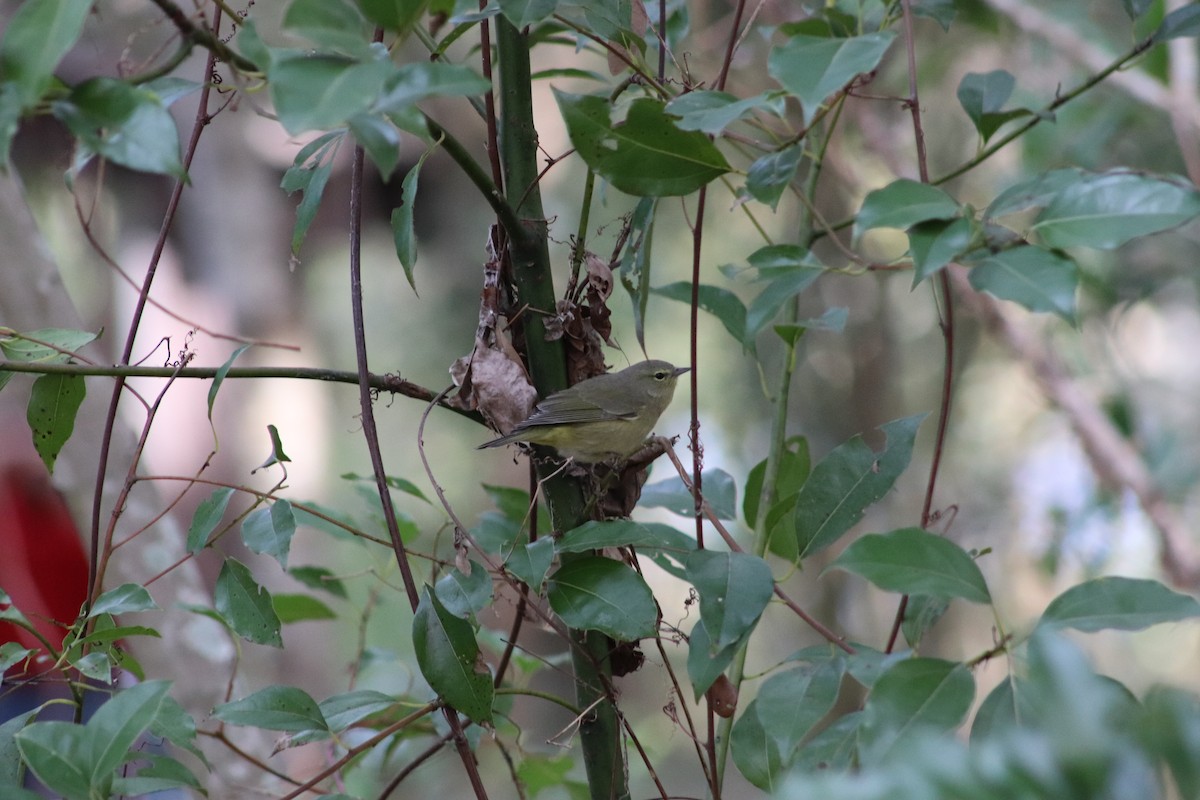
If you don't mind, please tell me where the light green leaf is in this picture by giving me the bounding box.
[858,658,974,764]
[665,90,781,135]
[652,282,747,348]
[854,179,961,241]
[685,550,773,651]
[270,54,393,134]
[640,469,736,519]
[956,70,1034,143]
[1031,172,1200,250]
[909,217,973,286]
[435,560,493,617]
[824,527,991,603]
[498,0,559,28]
[213,686,328,732]
[556,520,696,555]
[686,619,740,700]
[27,373,86,474]
[391,144,436,294]
[241,500,296,569]
[768,32,896,124]
[282,0,372,57]
[53,78,184,177]
[271,593,336,623]
[187,487,235,553]
[795,414,926,559]
[744,143,804,210]
[208,344,250,421]
[1154,4,1200,41]
[504,536,555,593]
[0,0,93,108]
[968,245,1078,322]
[374,62,491,113]
[1037,576,1200,632]
[89,584,158,617]
[350,112,402,179]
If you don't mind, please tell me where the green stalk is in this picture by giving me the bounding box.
[494,16,629,800]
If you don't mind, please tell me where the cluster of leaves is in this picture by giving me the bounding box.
[3,0,1200,798]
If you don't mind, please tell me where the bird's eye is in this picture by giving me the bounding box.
[655,370,668,380]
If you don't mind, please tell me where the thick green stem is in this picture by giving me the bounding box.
[494,16,629,800]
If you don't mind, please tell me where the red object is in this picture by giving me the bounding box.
[0,464,89,675]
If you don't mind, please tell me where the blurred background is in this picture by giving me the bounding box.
[3,0,1200,796]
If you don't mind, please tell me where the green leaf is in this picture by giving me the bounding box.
[187,487,235,553]
[14,721,94,800]
[1037,576,1200,632]
[498,0,560,28]
[281,131,341,255]
[970,675,1037,743]
[652,282,747,348]
[270,54,393,134]
[640,469,736,519]
[900,593,950,648]
[112,752,202,796]
[86,680,171,779]
[743,437,810,529]
[665,90,780,135]
[556,520,696,555]
[743,248,824,345]
[792,711,860,772]
[412,586,494,724]
[213,686,328,732]
[214,558,283,647]
[0,328,97,363]
[854,179,961,241]
[795,414,926,559]
[968,245,1078,322]
[618,196,658,350]
[320,689,396,731]
[350,112,402,179]
[1154,3,1200,41]
[909,217,973,286]
[858,658,974,764]
[374,61,490,113]
[272,593,337,623]
[288,565,348,599]
[956,70,1033,143]
[391,144,436,294]
[824,527,991,603]
[686,619,740,700]
[208,344,250,421]
[89,584,158,617]
[282,0,372,57]
[985,168,1083,218]
[684,550,773,651]
[1140,685,1200,799]
[1030,172,1200,250]
[547,556,657,640]
[755,660,844,755]
[253,424,292,472]
[0,0,93,108]
[241,500,296,569]
[357,0,430,31]
[435,560,493,617]
[768,32,896,124]
[0,642,36,673]
[53,78,184,177]
[27,373,85,473]
[729,698,785,790]
[555,90,730,196]
[504,536,555,592]
[744,143,804,210]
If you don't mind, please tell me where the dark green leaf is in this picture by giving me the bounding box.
[743,437,810,529]
[618,196,658,350]
[435,560,493,616]
[213,686,328,732]
[956,70,1033,142]
[970,675,1036,743]
[855,179,960,241]
[391,145,435,294]
[27,373,85,473]
[1154,4,1200,41]
[214,558,283,647]
[0,0,92,108]
[112,752,202,796]
[900,593,950,647]
[968,245,1078,322]
[1031,172,1200,250]
[858,658,974,764]
[282,139,339,255]
[652,282,747,347]
[1140,686,1200,798]
[793,711,860,771]
[82,680,172,778]
[187,486,235,553]
[824,527,991,603]
[795,414,926,559]
[289,565,348,598]
[555,90,730,196]
[413,586,494,724]
[320,689,396,731]
[768,32,896,124]
[685,550,773,651]
[744,264,824,344]
[729,698,784,790]
[556,519,696,555]
[909,217,973,286]
[252,424,292,472]
[640,469,736,519]
[272,593,337,623]
[89,584,158,617]
[547,556,657,640]
[358,0,430,31]
[208,344,250,421]
[1037,576,1200,632]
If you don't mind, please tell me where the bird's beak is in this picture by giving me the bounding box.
[672,366,691,377]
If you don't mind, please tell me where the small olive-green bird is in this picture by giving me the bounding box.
[478,359,689,462]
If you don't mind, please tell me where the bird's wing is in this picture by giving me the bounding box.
[523,393,637,426]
